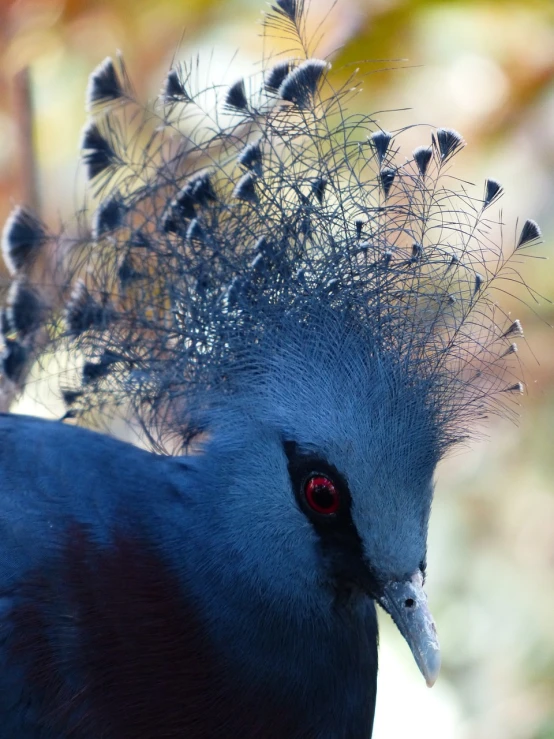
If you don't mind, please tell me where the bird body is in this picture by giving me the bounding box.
[0,412,377,738]
[0,0,541,735]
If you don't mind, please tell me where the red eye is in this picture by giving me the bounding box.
[304,475,340,515]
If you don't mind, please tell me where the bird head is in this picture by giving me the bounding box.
[195,308,442,685]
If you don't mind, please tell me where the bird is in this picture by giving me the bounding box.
[0,0,542,736]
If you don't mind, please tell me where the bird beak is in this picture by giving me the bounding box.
[378,570,441,687]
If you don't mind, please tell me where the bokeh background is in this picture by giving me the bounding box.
[0,0,553,736]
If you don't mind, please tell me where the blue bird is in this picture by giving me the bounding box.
[0,0,540,736]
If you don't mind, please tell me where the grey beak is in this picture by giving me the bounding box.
[378,570,441,687]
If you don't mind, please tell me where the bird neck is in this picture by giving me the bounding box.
[191,552,379,738]
[168,492,379,737]
[150,444,380,736]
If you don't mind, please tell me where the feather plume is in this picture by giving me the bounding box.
[0,1,541,453]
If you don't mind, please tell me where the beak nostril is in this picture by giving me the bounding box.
[404,598,415,609]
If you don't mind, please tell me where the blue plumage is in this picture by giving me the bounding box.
[0,413,378,737]
[0,0,540,735]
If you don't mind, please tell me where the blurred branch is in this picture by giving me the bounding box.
[14,67,39,214]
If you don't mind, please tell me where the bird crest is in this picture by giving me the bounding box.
[0,0,541,454]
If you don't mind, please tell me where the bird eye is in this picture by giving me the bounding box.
[304,475,340,515]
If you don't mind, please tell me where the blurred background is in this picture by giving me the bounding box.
[0,0,553,736]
